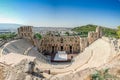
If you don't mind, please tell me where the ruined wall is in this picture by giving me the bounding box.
[17,26,34,45]
[80,37,88,52]
[88,27,102,45]
[18,26,33,40]
[40,36,81,54]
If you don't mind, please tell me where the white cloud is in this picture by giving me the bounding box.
[0,17,22,24]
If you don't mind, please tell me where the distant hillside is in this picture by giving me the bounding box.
[0,23,22,30]
[72,24,117,37]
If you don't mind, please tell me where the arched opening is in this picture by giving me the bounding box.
[52,46,54,53]
[70,46,72,53]
[61,46,63,51]
[61,38,63,43]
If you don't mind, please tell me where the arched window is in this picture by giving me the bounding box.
[61,38,63,43]
[70,46,72,53]
[61,46,63,51]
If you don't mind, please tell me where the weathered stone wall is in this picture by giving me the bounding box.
[40,36,81,54]
[88,27,102,45]
[18,26,33,40]
[80,37,88,52]
[17,26,35,45]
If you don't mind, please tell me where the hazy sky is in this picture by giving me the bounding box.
[0,0,120,28]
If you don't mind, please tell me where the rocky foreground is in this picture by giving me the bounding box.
[0,54,120,80]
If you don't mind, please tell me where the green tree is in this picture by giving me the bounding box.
[0,34,7,40]
[8,33,17,39]
[117,26,120,38]
[34,33,42,40]
[65,32,70,36]
[91,68,118,80]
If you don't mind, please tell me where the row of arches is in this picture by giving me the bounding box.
[51,45,73,53]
